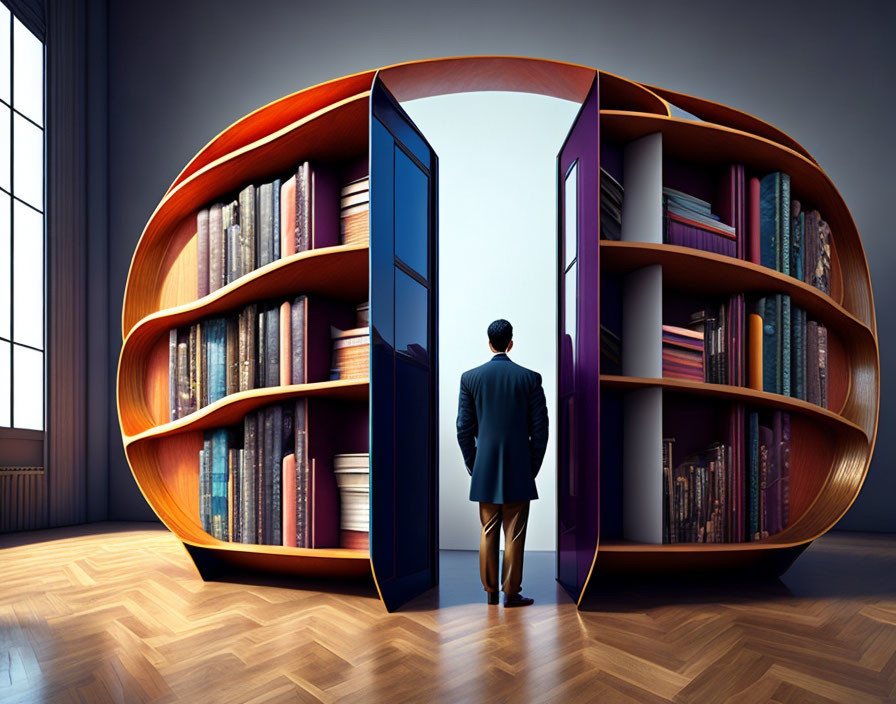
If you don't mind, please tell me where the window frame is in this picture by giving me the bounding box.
[0,5,46,446]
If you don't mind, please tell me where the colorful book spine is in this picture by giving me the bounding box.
[209,203,224,292]
[280,301,292,386]
[197,208,209,298]
[238,186,255,277]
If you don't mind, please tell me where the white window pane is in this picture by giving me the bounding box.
[0,6,9,104]
[0,105,8,193]
[12,17,41,126]
[12,200,41,348]
[13,344,41,429]
[0,340,9,427]
[0,193,9,338]
[13,113,41,208]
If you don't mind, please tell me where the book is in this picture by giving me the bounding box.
[238,186,256,277]
[281,175,296,258]
[197,209,209,298]
[759,172,790,273]
[282,453,296,547]
[243,411,257,544]
[791,200,804,282]
[257,181,274,268]
[340,176,369,246]
[280,301,291,386]
[265,304,280,387]
[291,295,307,385]
[225,316,239,397]
[331,326,370,380]
[168,329,177,421]
[205,317,227,404]
[209,427,229,541]
[209,203,224,292]
[295,398,308,548]
[271,404,283,546]
[295,162,310,253]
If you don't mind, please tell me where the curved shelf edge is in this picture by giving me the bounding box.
[180,536,370,560]
[600,240,872,342]
[632,82,815,161]
[167,72,377,195]
[124,378,370,446]
[599,374,869,441]
[122,91,371,338]
[125,243,369,345]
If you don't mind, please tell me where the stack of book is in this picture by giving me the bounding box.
[333,453,370,550]
[756,173,832,294]
[599,167,623,241]
[662,186,737,257]
[748,294,828,407]
[340,177,369,246]
[331,326,369,380]
[661,325,704,381]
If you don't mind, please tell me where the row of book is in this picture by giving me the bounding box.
[334,453,370,551]
[195,163,370,299]
[340,177,369,246]
[761,174,831,295]
[658,292,827,409]
[198,399,371,549]
[598,160,834,298]
[751,294,828,406]
[168,298,370,421]
[662,407,790,543]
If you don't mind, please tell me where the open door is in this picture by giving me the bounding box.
[557,75,600,604]
[369,75,439,611]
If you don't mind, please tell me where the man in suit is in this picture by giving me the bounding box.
[456,319,549,607]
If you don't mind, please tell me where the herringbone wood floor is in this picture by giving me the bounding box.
[1,523,894,703]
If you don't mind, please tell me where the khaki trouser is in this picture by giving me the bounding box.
[478,501,530,595]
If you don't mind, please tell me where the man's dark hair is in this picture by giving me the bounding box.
[487,319,513,352]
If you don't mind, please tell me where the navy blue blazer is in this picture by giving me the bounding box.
[456,353,549,503]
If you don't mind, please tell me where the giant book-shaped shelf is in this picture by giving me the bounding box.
[118,57,878,611]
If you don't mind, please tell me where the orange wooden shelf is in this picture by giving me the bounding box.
[600,241,865,340]
[600,375,868,441]
[124,379,369,445]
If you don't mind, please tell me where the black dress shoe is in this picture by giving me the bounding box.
[487,592,499,605]
[504,593,534,607]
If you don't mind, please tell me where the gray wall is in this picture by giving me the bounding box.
[106,0,895,530]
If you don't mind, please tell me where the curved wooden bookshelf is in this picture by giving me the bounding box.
[118,56,879,611]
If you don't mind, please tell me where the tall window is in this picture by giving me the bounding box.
[0,5,44,432]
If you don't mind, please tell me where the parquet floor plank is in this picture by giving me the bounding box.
[0,523,893,703]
